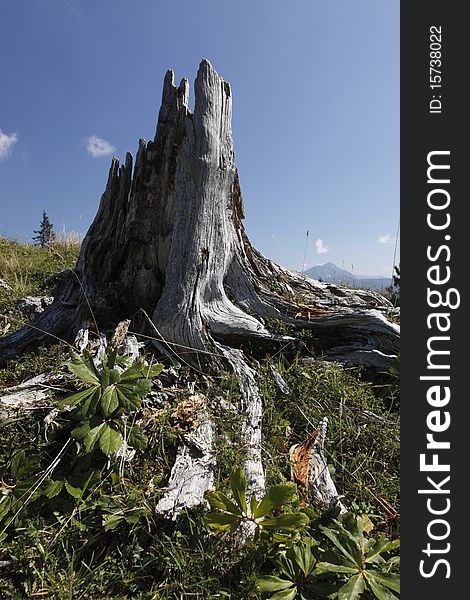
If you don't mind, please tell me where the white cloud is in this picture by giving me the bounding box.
[0,129,18,160]
[85,135,116,157]
[377,234,392,244]
[315,238,329,254]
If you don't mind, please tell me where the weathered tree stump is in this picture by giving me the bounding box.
[0,59,398,371]
[0,60,399,521]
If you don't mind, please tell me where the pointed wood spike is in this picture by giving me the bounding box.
[178,77,189,108]
[162,68,176,97]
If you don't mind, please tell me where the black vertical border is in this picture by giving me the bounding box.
[401,3,467,598]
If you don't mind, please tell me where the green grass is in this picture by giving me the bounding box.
[0,237,400,598]
[0,236,80,338]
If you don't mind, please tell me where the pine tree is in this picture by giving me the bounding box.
[33,210,55,248]
[392,264,400,289]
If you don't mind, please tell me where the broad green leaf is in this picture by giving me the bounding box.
[366,537,400,563]
[362,514,375,533]
[100,365,110,388]
[304,581,341,597]
[254,484,296,519]
[366,570,400,594]
[59,386,97,409]
[204,511,241,533]
[290,541,315,577]
[278,554,297,580]
[337,573,365,600]
[256,576,294,592]
[71,421,91,441]
[230,467,247,513]
[250,493,259,517]
[10,449,37,480]
[126,425,148,450]
[319,525,360,566]
[65,480,83,499]
[0,496,12,521]
[269,589,297,600]
[109,368,121,384]
[120,360,146,383]
[104,347,118,370]
[99,425,122,455]
[84,422,105,453]
[334,515,365,554]
[116,385,141,411]
[104,510,145,529]
[134,378,152,398]
[10,449,25,479]
[365,574,399,600]
[205,491,242,516]
[67,351,100,384]
[314,562,358,575]
[83,350,101,375]
[268,532,292,544]
[14,476,42,500]
[261,512,309,531]
[145,363,164,378]
[101,385,119,416]
[76,387,101,419]
[43,479,64,499]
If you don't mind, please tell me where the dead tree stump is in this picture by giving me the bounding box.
[0,59,398,372]
[0,59,400,522]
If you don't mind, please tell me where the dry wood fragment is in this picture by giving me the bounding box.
[155,394,215,519]
[290,417,347,515]
[0,373,67,422]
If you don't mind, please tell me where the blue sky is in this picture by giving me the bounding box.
[0,0,399,276]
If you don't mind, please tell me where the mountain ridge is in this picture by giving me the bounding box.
[304,262,392,291]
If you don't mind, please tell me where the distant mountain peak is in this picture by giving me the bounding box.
[304,262,391,291]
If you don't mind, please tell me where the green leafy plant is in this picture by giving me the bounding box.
[0,449,41,530]
[204,467,309,542]
[315,513,400,599]
[61,348,163,456]
[257,538,335,600]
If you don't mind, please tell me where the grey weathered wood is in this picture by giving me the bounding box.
[0,373,65,422]
[290,417,347,516]
[270,364,290,395]
[0,59,399,372]
[16,296,54,315]
[217,344,265,500]
[216,343,265,544]
[155,394,216,519]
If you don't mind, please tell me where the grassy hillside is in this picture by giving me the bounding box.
[0,238,400,599]
[0,236,80,389]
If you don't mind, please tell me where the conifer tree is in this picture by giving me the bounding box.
[33,210,55,248]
